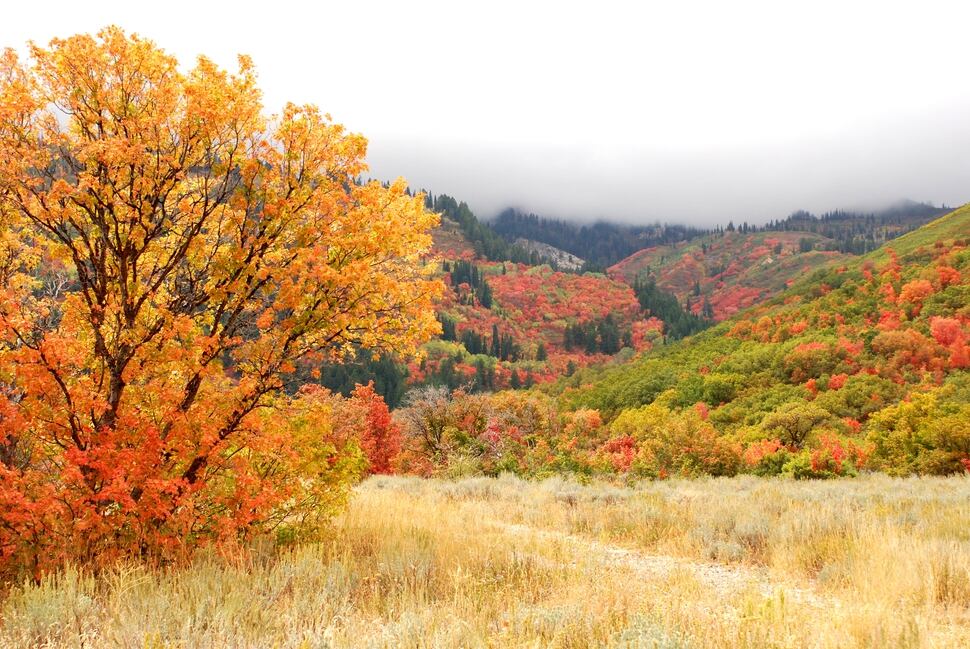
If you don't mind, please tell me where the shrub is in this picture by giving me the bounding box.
[867,391,970,475]
[759,402,833,449]
[630,408,742,478]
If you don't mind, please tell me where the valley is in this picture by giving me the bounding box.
[0,20,967,649]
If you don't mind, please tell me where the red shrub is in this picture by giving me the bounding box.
[930,317,965,347]
[828,373,848,390]
[602,436,636,472]
[810,434,869,474]
[351,383,402,475]
[744,438,783,466]
[936,266,961,288]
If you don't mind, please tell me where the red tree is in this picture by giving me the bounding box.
[351,383,402,475]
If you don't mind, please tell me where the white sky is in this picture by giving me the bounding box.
[2,0,969,224]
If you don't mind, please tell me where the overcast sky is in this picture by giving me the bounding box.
[2,1,969,225]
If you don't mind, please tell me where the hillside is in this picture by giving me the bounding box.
[488,202,948,322]
[367,194,715,394]
[322,195,957,412]
[608,230,849,320]
[490,208,706,269]
[764,200,951,253]
[489,201,946,272]
[554,205,970,477]
[318,203,693,402]
[417,226,664,389]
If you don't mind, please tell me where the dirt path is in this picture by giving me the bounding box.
[497,522,830,607]
[491,519,970,648]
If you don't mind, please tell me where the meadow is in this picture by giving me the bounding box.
[3,474,969,648]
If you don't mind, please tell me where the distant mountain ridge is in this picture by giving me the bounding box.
[489,208,705,269]
[488,200,948,267]
[761,200,951,254]
[488,200,950,321]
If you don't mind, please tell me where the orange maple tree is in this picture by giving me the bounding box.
[0,28,440,578]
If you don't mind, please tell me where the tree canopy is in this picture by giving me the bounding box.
[0,27,440,577]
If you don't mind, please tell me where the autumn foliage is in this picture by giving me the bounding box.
[348,382,402,475]
[546,207,970,481]
[0,28,439,579]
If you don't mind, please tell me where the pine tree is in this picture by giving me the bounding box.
[702,298,715,320]
[536,342,548,361]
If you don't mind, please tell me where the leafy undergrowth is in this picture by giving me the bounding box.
[4,475,969,648]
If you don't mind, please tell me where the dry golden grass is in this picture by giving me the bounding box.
[2,474,969,648]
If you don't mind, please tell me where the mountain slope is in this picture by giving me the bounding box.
[609,231,849,320]
[410,203,675,391]
[556,204,970,476]
[764,200,951,253]
[490,208,707,269]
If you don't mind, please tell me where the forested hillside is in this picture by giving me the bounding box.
[424,195,547,265]
[324,195,953,404]
[487,201,946,270]
[386,205,969,479]
[553,205,970,477]
[609,230,849,320]
[324,197,709,401]
[763,200,951,253]
[490,208,707,269]
[415,227,673,390]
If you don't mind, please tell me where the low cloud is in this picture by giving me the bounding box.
[366,104,970,227]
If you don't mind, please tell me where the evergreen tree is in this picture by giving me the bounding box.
[633,277,711,340]
[536,342,548,361]
[437,313,457,341]
[312,349,409,409]
[702,297,715,320]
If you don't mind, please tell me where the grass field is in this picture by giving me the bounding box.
[2,474,970,648]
